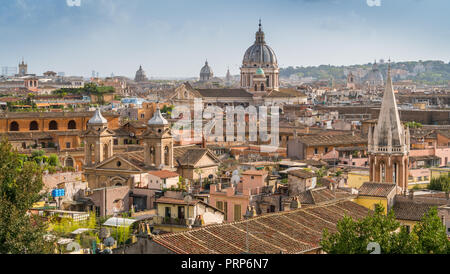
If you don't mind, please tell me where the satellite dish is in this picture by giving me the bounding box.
[208,174,214,180]
[225,171,230,177]
[158,164,164,170]
[232,170,239,176]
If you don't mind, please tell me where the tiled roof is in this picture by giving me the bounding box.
[242,170,268,176]
[1,111,119,119]
[3,132,53,140]
[151,200,370,254]
[294,187,350,205]
[115,150,147,169]
[148,170,180,179]
[393,199,445,221]
[175,147,220,166]
[288,169,316,179]
[196,89,254,98]
[296,134,367,146]
[358,182,396,197]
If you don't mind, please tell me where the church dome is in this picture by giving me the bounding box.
[200,61,213,76]
[135,65,148,82]
[366,61,384,86]
[242,21,278,67]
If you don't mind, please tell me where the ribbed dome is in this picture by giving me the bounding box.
[200,61,213,76]
[242,22,278,67]
[148,107,168,126]
[88,109,107,124]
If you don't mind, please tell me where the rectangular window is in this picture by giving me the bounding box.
[223,202,228,221]
[234,204,241,221]
[216,201,223,211]
[113,139,118,145]
[314,148,318,155]
[165,207,171,218]
[66,142,71,149]
[325,147,329,153]
[405,225,410,234]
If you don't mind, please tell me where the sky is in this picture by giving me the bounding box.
[1,0,449,78]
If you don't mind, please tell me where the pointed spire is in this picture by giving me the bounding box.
[371,56,405,150]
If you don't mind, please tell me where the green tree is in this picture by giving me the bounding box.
[428,175,450,193]
[404,121,423,129]
[413,207,450,254]
[321,204,449,254]
[0,138,53,254]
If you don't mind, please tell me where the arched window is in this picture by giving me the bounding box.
[261,83,264,91]
[164,146,170,166]
[380,162,386,183]
[68,120,76,130]
[393,163,398,185]
[29,121,39,131]
[49,120,58,130]
[10,121,19,132]
[254,84,258,91]
[65,157,74,168]
[150,146,155,165]
[103,143,109,160]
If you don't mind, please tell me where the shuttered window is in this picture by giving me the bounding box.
[234,204,241,221]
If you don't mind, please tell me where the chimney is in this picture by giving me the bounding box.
[290,197,301,210]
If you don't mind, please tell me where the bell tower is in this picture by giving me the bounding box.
[18,58,28,76]
[83,109,114,166]
[368,62,410,193]
[142,107,173,169]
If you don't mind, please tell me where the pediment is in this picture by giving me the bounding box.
[94,155,143,172]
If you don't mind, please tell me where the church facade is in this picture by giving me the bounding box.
[83,108,221,190]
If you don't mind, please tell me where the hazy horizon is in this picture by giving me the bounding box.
[1,0,449,78]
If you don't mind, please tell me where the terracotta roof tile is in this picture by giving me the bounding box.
[358,182,396,197]
[148,170,179,179]
[151,200,369,254]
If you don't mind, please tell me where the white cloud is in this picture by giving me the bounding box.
[366,0,381,7]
